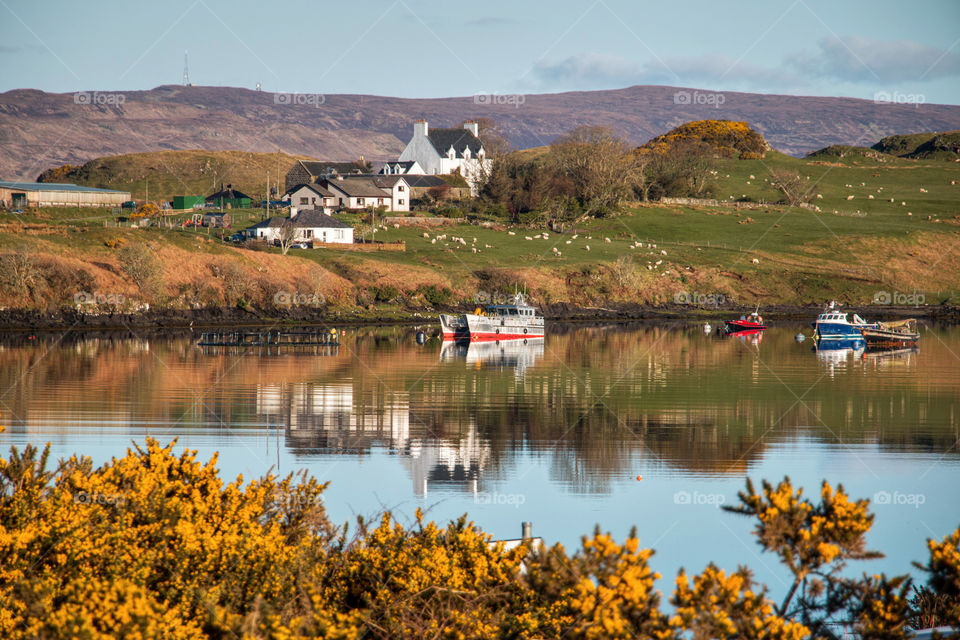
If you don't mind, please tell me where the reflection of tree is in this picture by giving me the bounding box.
[1,327,958,493]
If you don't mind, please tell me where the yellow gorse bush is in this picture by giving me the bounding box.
[1,442,957,639]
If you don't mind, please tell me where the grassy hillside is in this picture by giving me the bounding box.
[872,131,960,161]
[37,150,321,202]
[3,146,959,315]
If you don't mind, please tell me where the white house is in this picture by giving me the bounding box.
[243,209,353,245]
[284,183,337,213]
[322,175,410,212]
[397,120,491,192]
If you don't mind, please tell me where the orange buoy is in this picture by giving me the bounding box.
[636,475,643,481]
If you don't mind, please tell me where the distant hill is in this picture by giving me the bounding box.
[3,84,960,179]
[871,131,960,160]
[37,150,321,202]
[637,120,769,158]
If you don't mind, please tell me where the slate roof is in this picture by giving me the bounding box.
[343,174,445,188]
[206,187,251,201]
[284,183,334,198]
[379,161,419,173]
[426,128,484,158]
[300,160,367,177]
[245,212,352,231]
[324,177,390,198]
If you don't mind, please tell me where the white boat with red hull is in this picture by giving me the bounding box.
[439,293,545,341]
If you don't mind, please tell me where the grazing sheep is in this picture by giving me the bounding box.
[660,250,667,256]
[920,188,928,193]
[565,240,572,245]
[752,258,760,264]
[525,236,533,241]
[584,245,590,251]
[431,239,436,244]
[816,194,823,199]
[846,195,855,200]
[423,232,430,238]
[508,231,515,235]
[604,237,611,243]
[749,174,755,179]
[901,201,906,206]
[572,234,579,239]
[868,195,874,199]
[889,198,895,203]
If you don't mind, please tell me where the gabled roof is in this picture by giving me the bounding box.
[396,175,447,188]
[379,160,420,174]
[370,175,411,189]
[244,212,352,231]
[323,177,390,198]
[426,128,484,158]
[284,183,334,198]
[299,160,367,177]
[206,187,251,201]
[293,210,353,229]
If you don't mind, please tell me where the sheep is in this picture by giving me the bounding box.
[816,194,823,199]
[508,231,515,235]
[660,250,667,256]
[572,234,579,239]
[525,236,533,241]
[920,188,928,193]
[422,232,430,238]
[604,237,611,243]
[431,238,436,244]
[846,195,855,200]
[749,174,755,179]
[752,258,760,264]
[584,245,590,251]
[565,240,572,245]
[868,195,874,199]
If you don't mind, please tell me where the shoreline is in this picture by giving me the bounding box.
[0,302,956,336]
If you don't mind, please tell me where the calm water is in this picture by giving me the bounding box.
[2,322,958,597]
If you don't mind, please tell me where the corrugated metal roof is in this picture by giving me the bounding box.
[0,181,129,194]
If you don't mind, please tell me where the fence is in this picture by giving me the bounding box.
[659,197,818,212]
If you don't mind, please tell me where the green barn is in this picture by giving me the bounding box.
[172,195,205,210]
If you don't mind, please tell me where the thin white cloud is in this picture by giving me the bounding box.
[530,52,799,90]
[788,36,960,82]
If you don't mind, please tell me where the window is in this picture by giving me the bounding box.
[299,197,309,205]
[311,197,316,204]
[398,199,404,205]
[398,185,405,192]
[358,198,365,206]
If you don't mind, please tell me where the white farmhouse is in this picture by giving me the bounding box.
[322,175,410,212]
[243,209,353,245]
[397,120,491,191]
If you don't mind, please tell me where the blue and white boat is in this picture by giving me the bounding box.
[812,304,874,346]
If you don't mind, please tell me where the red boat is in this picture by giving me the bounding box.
[724,309,767,333]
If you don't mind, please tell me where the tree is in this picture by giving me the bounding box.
[275,219,300,255]
[769,169,816,207]
[117,244,164,301]
[550,126,642,222]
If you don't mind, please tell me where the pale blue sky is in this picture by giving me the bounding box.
[1,0,958,104]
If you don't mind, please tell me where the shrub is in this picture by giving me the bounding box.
[117,244,164,301]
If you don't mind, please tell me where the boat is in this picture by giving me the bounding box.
[860,319,919,349]
[812,303,875,344]
[725,307,766,333]
[439,292,545,341]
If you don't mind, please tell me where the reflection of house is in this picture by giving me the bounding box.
[256,382,490,495]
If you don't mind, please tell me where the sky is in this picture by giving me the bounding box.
[1,0,959,104]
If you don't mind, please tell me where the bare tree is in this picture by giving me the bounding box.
[276,220,300,255]
[550,126,643,222]
[769,169,816,207]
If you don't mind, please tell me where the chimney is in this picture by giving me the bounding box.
[521,521,532,540]
[414,119,428,137]
[463,121,479,137]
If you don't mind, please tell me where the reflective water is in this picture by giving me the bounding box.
[2,323,958,597]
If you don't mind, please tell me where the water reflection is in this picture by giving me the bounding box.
[1,325,957,493]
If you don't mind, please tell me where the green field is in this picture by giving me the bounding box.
[2,150,959,312]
